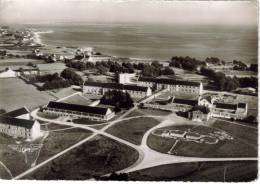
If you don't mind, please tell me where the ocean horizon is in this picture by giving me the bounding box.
[10,23,258,64]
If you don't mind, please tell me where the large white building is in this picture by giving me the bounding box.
[0,107,41,140]
[119,73,136,84]
[84,82,152,98]
[138,77,203,95]
[0,68,17,78]
[43,101,115,121]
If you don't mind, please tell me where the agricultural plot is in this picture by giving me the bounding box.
[147,124,257,157]
[0,78,55,111]
[0,58,45,66]
[106,117,161,145]
[24,135,139,180]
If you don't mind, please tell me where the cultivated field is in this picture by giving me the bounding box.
[0,78,55,111]
[0,58,45,66]
[25,135,139,180]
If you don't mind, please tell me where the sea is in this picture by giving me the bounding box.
[12,23,258,64]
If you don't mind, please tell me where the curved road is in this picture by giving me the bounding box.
[13,108,258,179]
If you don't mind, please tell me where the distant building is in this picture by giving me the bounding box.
[211,102,248,120]
[143,97,197,112]
[119,73,136,84]
[84,81,152,98]
[188,106,211,122]
[15,68,40,76]
[0,107,41,140]
[0,68,17,78]
[138,77,203,95]
[43,101,115,121]
[88,55,112,63]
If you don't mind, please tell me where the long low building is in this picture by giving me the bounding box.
[43,101,115,121]
[138,77,203,95]
[83,81,152,98]
[143,97,198,112]
[211,102,248,120]
[0,107,41,140]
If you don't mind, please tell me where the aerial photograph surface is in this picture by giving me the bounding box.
[0,0,258,182]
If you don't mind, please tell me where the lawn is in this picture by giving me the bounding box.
[0,78,55,111]
[36,123,92,164]
[24,135,139,180]
[61,94,93,106]
[0,123,92,178]
[106,117,161,145]
[128,161,257,182]
[147,124,257,158]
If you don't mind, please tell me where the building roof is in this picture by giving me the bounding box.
[0,115,35,129]
[172,98,198,106]
[85,81,149,92]
[3,107,29,118]
[46,101,111,115]
[214,103,237,110]
[190,106,210,114]
[138,77,201,87]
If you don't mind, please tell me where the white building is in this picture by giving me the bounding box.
[88,55,112,63]
[138,77,203,95]
[0,107,41,140]
[0,68,17,78]
[119,73,136,84]
[44,101,115,121]
[84,82,152,98]
[211,102,248,120]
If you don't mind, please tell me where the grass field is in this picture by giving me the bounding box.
[147,124,257,158]
[36,123,92,164]
[128,161,257,182]
[0,58,45,66]
[0,78,55,111]
[61,94,93,106]
[25,135,139,180]
[106,117,161,145]
[0,123,92,178]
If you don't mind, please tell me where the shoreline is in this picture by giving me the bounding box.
[33,30,54,46]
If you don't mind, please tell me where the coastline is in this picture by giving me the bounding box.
[33,30,54,46]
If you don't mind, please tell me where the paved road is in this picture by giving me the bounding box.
[0,161,13,179]
[13,108,257,179]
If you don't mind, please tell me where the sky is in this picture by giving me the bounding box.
[0,0,257,26]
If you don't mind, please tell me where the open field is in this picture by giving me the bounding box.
[36,123,92,164]
[212,119,258,146]
[0,78,55,111]
[147,124,257,158]
[128,161,257,182]
[24,135,139,180]
[0,123,92,178]
[106,117,161,145]
[61,94,93,106]
[37,63,67,75]
[0,58,45,66]
[50,87,79,99]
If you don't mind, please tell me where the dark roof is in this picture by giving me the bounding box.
[238,103,246,109]
[214,103,237,110]
[3,107,29,118]
[172,98,198,106]
[46,101,110,115]
[14,68,39,72]
[138,77,201,87]
[0,115,35,129]
[84,82,149,92]
[190,106,210,114]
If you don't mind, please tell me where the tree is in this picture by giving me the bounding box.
[0,109,6,114]
[60,68,83,85]
[161,67,175,75]
[100,90,134,109]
